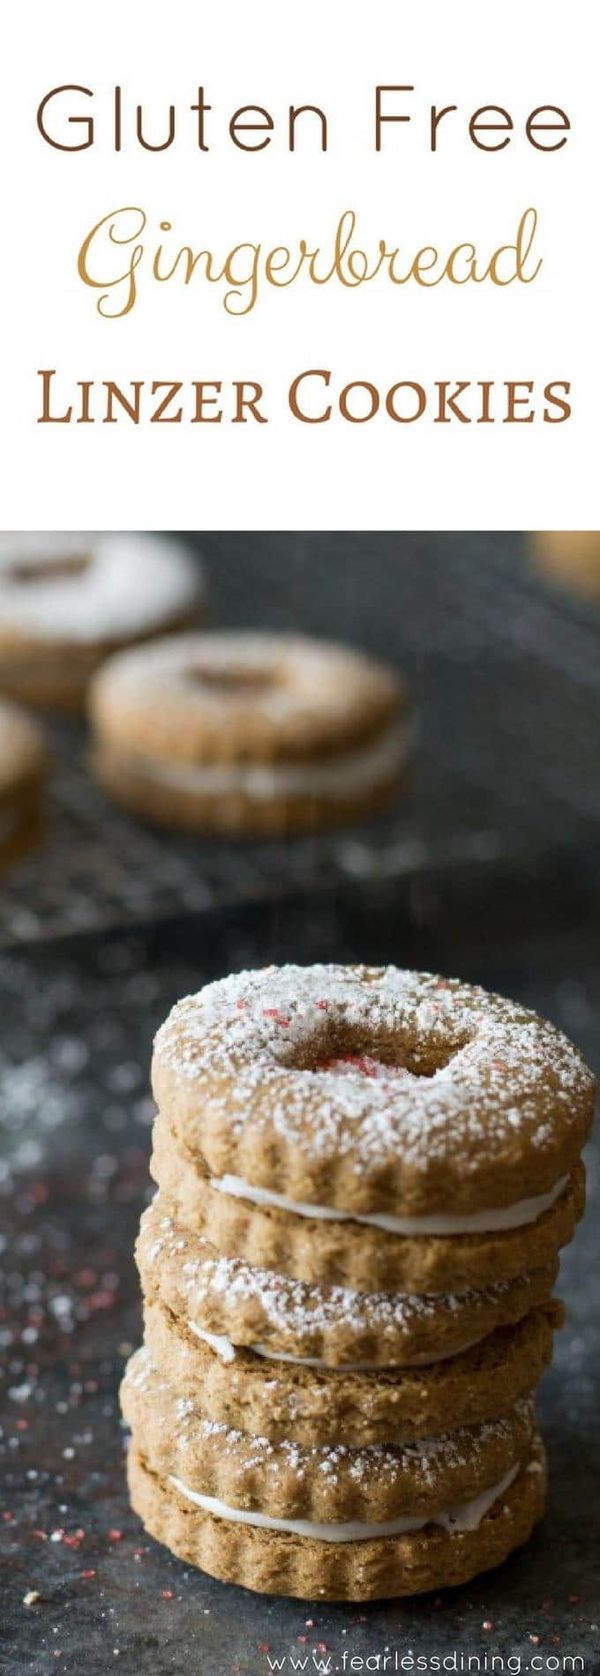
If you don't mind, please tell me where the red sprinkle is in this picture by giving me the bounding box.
[529,1636,541,1646]
[482,1621,494,1632]
[490,1059,509,1072]
[16,1420,29,1432]
[82,1569,96,1580]
[108,1529,123,1543]
[162,1589,174,1600]
[263,1009,290,1027]
[568,1594,581,1604]
[315,1000,331,1010]
[316,1054,383,1078]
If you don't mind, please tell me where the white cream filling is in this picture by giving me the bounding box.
[188,1323,237,1363]
[188,1321,486,1370]
[210,1172,569,1236]
[168,1461,519,1542]
[121,716,412,803]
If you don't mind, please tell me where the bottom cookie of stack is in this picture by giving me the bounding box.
[121,1350,546,1600]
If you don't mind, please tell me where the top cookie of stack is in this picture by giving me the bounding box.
[123,964,595,1600]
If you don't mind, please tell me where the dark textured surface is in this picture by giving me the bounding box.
[0,868,599,1676]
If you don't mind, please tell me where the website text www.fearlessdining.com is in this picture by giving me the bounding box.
[258,1654,586,1675]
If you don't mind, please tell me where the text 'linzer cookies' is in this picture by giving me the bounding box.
[121,963,595,1600]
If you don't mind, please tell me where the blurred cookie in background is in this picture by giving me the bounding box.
[531,532,600,599]
[0,699,47,872]
[0,534,204,711]
[88,632,412,836]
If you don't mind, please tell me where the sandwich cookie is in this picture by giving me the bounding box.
[151,964,594,1291]
[137,1196,558,1373]
[151,1108,584,1294]
[0,699,47,872]
[143,1295,562,1448]
[128,1436,546,1600]
[0,533,202,710]
[88,632,411,834]
[121,1348,536,1524]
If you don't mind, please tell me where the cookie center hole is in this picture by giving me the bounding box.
[8,554,90,584]
[185,665,275,696]
[289,1032,467,1079]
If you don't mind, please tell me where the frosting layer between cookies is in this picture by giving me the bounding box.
[115,715,411,802]
[209,1170,570,1236]
[187,1319,488,1370]
[167,1461,520,1542]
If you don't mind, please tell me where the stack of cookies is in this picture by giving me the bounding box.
[122,964,595,1600]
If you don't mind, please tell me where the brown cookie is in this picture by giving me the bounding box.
[89,633,410,834]
[0,699,47,872]
[532,532,600,598]
[151,1110,585,1292]
[126,1435,547,1600]
[121,1347,536,1523]
[137,1196,558,1370]
[143,1296,562,1447]
[0,535,202,711]
[152,964,595,1215]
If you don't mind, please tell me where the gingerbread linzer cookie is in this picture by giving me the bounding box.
[121,1349,536,1526]
[127,1436,547,1600]
[121,962,594,1601]
[0,698,47,872]
[150,964,594,1286]
[0,533,202,710]
[136,1196,558,1373]
[88,632,411,834]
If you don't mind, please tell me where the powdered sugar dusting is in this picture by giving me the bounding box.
[153,964,594,1183]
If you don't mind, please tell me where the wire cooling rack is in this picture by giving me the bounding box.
[1,533,600,946]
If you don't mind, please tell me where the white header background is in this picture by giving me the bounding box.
[1,0,598,530]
